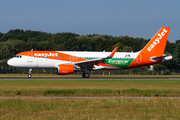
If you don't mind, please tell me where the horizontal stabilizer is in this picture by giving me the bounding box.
[150,55,172,61]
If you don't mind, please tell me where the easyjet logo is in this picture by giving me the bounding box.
[147,29,168,51]
[34,53,58,57]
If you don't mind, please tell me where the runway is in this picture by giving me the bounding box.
[0,77,180,80]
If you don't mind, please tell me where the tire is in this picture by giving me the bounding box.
[85,73,89,78]
[28,74,31,78]
[82,73,90,78]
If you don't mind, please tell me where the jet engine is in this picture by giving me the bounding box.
[57,64,80,75]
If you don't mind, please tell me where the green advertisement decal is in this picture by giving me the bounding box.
[105,58,134,69]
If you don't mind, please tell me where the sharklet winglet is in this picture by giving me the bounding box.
[107,46,118,58]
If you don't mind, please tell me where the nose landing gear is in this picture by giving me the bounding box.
[28,69,32,78]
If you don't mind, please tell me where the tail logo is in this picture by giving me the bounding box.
[147,28,168,51]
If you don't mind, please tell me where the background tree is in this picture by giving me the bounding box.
[173,43,180,63]
[153,64,167,75]
[0,32,3,39]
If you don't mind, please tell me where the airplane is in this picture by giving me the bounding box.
[7,27,172,78]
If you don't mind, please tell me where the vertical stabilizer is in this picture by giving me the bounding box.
[128,27,170,68]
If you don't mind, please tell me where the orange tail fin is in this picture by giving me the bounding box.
[141,27,170,56]
[128,27,170,68]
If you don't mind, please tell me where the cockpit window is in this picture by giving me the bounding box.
[14,55,22,58]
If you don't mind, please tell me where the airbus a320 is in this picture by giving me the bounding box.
[7,27,172,78]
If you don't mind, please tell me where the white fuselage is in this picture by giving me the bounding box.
[7,51,139,70]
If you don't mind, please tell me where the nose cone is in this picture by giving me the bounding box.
[7,58,14,66]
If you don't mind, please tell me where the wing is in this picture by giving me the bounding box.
[74,47,118,68]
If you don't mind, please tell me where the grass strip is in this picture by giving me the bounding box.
[0,80,180,96]
[42,89,180,97]
[0,98,180,119]
[0,89,180,97]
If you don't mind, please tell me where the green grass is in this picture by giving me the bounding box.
[0,98,180,120]
[0,80,180,96]
[0,79,180,119]
[42,89,180,97]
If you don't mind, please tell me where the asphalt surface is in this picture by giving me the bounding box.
[0,77,180,80]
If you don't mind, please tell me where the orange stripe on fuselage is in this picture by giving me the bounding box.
[17,51,118,69]
[17,51,87,62]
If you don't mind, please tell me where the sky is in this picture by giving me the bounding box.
[0,0,180,43]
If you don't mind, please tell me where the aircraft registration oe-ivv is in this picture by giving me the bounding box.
[7,27,172,78]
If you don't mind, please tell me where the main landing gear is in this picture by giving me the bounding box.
[82,72,90,78]
[28,68,32,78]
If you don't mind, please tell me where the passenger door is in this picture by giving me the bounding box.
[27,52,33,62]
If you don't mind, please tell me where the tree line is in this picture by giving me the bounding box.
[0,29,179,69]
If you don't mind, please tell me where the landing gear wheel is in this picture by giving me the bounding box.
[28,74,31,78]
[85,73,90,78]
[82,73,90,78]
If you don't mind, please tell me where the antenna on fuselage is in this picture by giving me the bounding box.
[103,50,105,52]
[31,49,33,51]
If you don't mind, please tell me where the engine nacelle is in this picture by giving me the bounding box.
[57,64,75,75]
